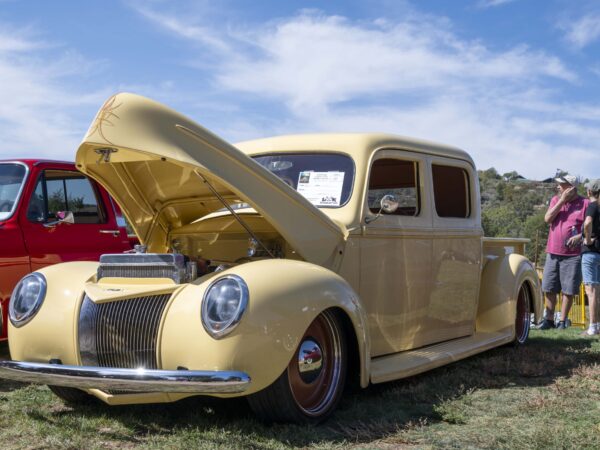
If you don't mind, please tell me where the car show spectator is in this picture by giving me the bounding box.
[539,175,589,330]
[581,179,600,336]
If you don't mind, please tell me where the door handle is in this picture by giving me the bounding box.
[99,229,121,237]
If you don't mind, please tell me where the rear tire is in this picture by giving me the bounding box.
[48,385,94,404]
[247,309,347,423]
[514,283,531,345]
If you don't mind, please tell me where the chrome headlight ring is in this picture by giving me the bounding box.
[9,272,47,327]
[201,275,249,339]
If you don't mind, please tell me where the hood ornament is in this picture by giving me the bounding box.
[95,147,118,163]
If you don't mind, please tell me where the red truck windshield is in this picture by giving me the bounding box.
[0,163,27,221]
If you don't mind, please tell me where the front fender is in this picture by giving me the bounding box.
[8,261,99,364]
[477,254,541,335]
[160,259,370,395]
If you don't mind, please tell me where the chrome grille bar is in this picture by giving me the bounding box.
[79,294,171,370]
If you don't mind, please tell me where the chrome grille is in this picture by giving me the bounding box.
[79,294,171,370]
[99,265,180,280]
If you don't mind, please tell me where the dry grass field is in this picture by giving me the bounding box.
[1,328,599,449]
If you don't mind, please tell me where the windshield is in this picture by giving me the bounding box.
[253,153,354,208]
[0,163,27,220]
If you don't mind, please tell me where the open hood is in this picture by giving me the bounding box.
[76,93,346,266]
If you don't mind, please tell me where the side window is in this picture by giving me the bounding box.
[46,177,67,214]
[432,164,471,218]
[27,170,107,224]
[368,158,419,216]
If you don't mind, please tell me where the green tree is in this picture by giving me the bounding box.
[48,190,66,215]
[495,182,505,201]
[479,166,555,268]
[481,167,501,181]
[522,212,549,266]
[482,204,521,237]
[502,171,522,181]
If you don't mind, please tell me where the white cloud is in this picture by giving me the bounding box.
[133,5,232,55]
[0,26,108,160]
[216,17,574,115]
[476,0,517,8]
[562,13,600,49]
[125,5,600,179]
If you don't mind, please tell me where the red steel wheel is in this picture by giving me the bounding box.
[287,310,344,415]
[514,284,531,345]
[247,309,347,423]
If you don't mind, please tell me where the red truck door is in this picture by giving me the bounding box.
[0,162,31,339]
[20,164,131,271]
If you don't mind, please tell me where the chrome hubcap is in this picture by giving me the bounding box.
[297,339,323,383]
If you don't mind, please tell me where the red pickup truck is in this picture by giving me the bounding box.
[0,159,134,340]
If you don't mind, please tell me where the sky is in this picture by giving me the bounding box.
[0,0,599,181]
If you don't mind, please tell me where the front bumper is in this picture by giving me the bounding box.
[0,360,251,394]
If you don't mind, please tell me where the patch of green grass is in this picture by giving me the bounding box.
[1,328,599,449]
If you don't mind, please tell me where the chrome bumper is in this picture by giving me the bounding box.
[0,360,251,394]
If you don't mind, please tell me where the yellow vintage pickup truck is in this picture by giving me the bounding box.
[0,93,542,423]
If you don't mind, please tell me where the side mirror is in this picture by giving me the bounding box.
[380,194,399,214]
[365,194,399,224]
[43,211,75,228]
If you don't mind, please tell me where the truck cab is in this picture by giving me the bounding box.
[0,159,133,340]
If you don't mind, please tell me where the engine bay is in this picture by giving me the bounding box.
[98,213,292,284]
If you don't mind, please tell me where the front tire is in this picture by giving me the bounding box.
[514,283,531,345]
[48,385,94,404]
[247,309,347,423]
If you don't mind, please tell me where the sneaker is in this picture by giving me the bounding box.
[556,321,567,330]
[580,328,599,337]
[539,319,555,330]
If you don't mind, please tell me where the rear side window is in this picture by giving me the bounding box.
[27,170,106,223]
[368,159,419,216]
[432,164,471,218]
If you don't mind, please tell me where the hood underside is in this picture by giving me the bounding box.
[76,93,346,266]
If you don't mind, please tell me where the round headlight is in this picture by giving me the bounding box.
[201,275,248,338]
[9,273,47,327]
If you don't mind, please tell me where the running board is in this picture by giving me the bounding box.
[370,330,513,384]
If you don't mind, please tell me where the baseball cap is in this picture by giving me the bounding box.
[554,174,580,187]
[585,178,600,192]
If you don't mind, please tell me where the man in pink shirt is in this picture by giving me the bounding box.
[540,175,589,329]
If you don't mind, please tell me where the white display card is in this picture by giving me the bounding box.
[296,171,345,206]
